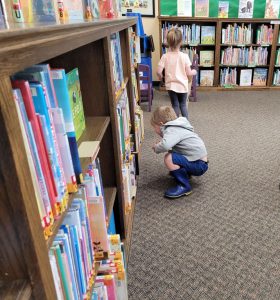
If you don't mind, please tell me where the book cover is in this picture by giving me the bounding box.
[0,1,5,26]
[13,89,49,228]
[87,0,100,18]
[64,0,84,20]
[177,0,192,17]
[55,231,80,299]
[66,68,86,141]
[265,0,280,18]
[50,108,77,193]
[49,249,65,300]
[12,80,58,215]
[238,0,254,18]
[200,51,214,66]
[32,0,57,22]
[95,275,117,300]
[51,69,83,183]
[30,83,66,205]
[200,70,214,86]
[253,68,268,86]
[99,0,114,18]
[240,69,253,86]
[218,1,229,18]
[195,0,209,17]
[201,26,215,44]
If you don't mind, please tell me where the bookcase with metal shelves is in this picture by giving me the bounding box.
[0,17,141,299]
[158,16,280,90]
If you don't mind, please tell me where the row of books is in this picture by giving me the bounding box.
[220,67,268,87]
[221,24,273,45]
[93,235,128,299]
[273,70,280,86]
[12,64,89,237]
[220,46,269,66]
[161,23,215,46]
[0,0,122,25]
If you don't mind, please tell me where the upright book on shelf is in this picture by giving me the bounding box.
[200,70,214,86]
[200,50,214,66]
[240,69,253,86]
[253,68,267,86]
[201,26,215,45]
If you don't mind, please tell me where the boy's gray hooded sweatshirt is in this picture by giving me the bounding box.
[154,117,207,161]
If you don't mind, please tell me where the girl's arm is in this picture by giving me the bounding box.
[156,65,164,80]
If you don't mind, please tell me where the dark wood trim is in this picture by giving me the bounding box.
[104,187,117,222]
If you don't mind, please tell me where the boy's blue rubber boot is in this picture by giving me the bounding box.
[165,168,192,199]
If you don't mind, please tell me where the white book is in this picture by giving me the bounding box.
[238,0,254,18]
[177,0,192,16]
[240,69,252,86]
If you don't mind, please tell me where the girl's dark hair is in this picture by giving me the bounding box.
[167,28,182,50]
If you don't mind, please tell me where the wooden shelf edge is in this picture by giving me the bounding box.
[104,187,117,222]
[47,193,75,248]
[0,280,32,300]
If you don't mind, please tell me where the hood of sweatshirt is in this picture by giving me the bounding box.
[162,117,194,132]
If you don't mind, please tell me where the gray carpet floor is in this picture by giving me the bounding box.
[127,89,280,300]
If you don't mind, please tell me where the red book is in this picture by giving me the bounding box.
[12,80,58,215]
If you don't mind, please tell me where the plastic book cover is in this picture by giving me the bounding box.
[66,68,86,141]
[0,1,5,25]
[253,68,268,86]
[177,0,192,17]
[32,0,57,22]
[64,0,84,20]
[195,0,209,17]
[199,51,214,66]
[95,275,117,300]
[30,83,66,204]
[49,249,65,300]
[240,69,252,86]
[51,69,83,183]
[200,70,214,86]
[238,0,254,18]
[99,0,114,18]
[265,0,280,18]
[218,1,229,18]
[55,231,80,299]
[87,195,109,257]
[12,80,58,214]
[201,26,215,45]
[13,89,49,228]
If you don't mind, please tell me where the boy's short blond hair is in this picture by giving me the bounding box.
[151,106,177,126]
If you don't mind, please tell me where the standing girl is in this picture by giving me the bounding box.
[157,28,197,119]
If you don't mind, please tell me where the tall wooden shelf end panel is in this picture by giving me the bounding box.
[0,17,139,299]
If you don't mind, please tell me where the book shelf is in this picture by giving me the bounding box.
[0,17,141,299]
[159,17,280,90]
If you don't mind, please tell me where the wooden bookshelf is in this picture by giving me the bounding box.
[0,17,141,299]
[159,17,280,90]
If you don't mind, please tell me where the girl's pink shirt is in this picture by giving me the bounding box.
[158,51,191,93]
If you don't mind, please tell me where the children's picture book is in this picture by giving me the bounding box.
[177,0,192,17]
[66,68,86,141]
[240,69,252,86]
[0,1,4,25]
[200,50,214,66]
[195,0,209,17]
[88,0,100,18]
[238,0,254,18]
[265,0,280,18]
[253,68,268,86]
[201,26,215,44]
[200,70,214,86]
[218,1,229,18]
[32,0,57,22]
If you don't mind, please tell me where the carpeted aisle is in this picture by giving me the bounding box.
[128,89,280,300]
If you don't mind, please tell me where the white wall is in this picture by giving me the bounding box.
[142,0,160,81]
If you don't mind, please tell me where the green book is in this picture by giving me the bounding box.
[66,68,86,141]
[52,244,72,300]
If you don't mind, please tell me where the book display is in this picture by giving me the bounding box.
[0,14,143,299]
[159,17,280,89]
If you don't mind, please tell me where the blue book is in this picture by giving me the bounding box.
[30,82,66,203]
[107,211,116,235]
[51,69,83,183]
